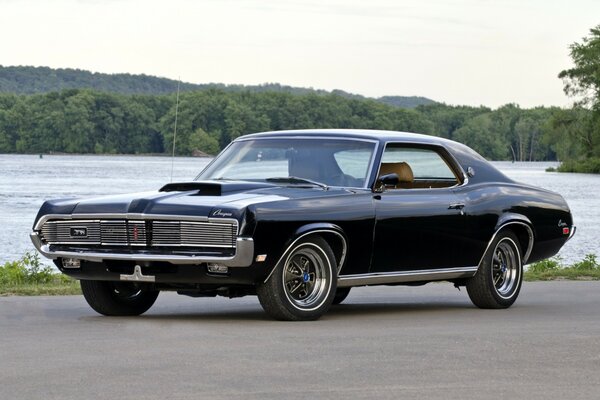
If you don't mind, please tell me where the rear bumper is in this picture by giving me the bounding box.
[30,232,254,267]
[567,225,577,241]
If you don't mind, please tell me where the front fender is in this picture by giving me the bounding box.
[259,222,348,284]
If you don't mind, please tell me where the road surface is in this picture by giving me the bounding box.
[1,281,599,399]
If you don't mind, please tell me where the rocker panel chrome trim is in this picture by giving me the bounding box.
[337,266,478,288]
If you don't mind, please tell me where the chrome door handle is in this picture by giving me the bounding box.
[448,203,465,210]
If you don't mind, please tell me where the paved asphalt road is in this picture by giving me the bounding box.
[1,281,599,400]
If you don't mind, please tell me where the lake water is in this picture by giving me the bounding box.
[1,155,598,265]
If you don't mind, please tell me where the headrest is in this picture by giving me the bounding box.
[379,162,414,182]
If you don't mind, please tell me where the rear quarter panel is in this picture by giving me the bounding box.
[455,181,572,266]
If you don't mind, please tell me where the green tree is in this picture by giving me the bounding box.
[189,128,220,155]
[553,24,600,164]
[453,114,509,160]
[559,24,600,111]
[416,103,491,139]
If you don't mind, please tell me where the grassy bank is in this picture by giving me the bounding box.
[524,254,600,281]
[0,252,81,296]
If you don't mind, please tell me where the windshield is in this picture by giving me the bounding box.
[196,138,377,188]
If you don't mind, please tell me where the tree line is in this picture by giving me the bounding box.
[0,87,593,164]
[0,89,437,156]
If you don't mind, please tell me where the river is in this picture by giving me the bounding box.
[1,155,597,265]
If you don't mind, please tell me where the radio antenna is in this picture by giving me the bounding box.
[170,78,181,182]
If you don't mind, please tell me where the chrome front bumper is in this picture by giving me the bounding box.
[30,232,254,267]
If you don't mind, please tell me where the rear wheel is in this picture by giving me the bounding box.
[257,236,337,321]
[466,230,523,309]
[80,280,159,316]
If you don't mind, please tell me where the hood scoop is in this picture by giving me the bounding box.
[159,181,275,196]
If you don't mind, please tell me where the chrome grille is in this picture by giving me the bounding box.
[151,221,180,245]
[152,221,237,248]
[100,220,128,245]
[41,220,101,244]
[39,218,237,248]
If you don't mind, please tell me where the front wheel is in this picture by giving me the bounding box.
[80,280,159,316]
[466,230,523,309]
[257,236,337,321]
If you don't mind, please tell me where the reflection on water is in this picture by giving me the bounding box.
[0,156,597,265]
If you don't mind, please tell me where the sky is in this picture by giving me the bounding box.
[1,0,599,108]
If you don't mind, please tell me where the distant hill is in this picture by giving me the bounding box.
[0,65,435,108]
[378,95,436,108]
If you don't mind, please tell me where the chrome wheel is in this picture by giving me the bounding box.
[257,236,337,320]
[466,230,524,309]
[283,246,329,310]
[491,238,521,298]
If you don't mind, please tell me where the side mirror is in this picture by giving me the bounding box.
[374,173,399,192]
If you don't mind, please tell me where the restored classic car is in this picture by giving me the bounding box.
[31,129,575,320]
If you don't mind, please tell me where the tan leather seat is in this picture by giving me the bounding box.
[378,162,414,188]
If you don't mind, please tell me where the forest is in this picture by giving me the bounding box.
[1,25,598,172]
[0,65,433,108]
[0,89,593,165]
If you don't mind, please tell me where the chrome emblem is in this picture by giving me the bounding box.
[557,219,568,228]
[212,209,233,217]
[70,227,88,238]
[132,225,139,241]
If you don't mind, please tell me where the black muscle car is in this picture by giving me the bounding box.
[31,129,575,320]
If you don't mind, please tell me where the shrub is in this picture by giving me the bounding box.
[572,254,599,271]
[527,257,562,273]
[0,252,56,285]
[557,158,600,174]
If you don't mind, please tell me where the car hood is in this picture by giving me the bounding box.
[34,180,359,225]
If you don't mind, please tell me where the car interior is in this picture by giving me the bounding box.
[375,146,461,190]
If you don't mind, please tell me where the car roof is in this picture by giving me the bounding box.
[237,129,510,184]
[239,129,455,146]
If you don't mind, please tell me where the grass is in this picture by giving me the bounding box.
[524,254,600,281]
[0,252,81,296]
[1,252,599,296]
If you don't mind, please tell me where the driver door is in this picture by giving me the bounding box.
[371,144,470,272]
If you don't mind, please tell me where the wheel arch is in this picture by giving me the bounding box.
[478,215,535,267]
[263,223,348,284]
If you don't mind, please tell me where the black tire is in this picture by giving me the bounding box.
[257,236,337,321]
[80,280,159,316]
[466,230,523,309]
[332,287,351,305]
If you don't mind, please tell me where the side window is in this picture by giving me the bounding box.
[378,145,460,189]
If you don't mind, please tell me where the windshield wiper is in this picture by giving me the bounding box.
[266,176,329,189]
